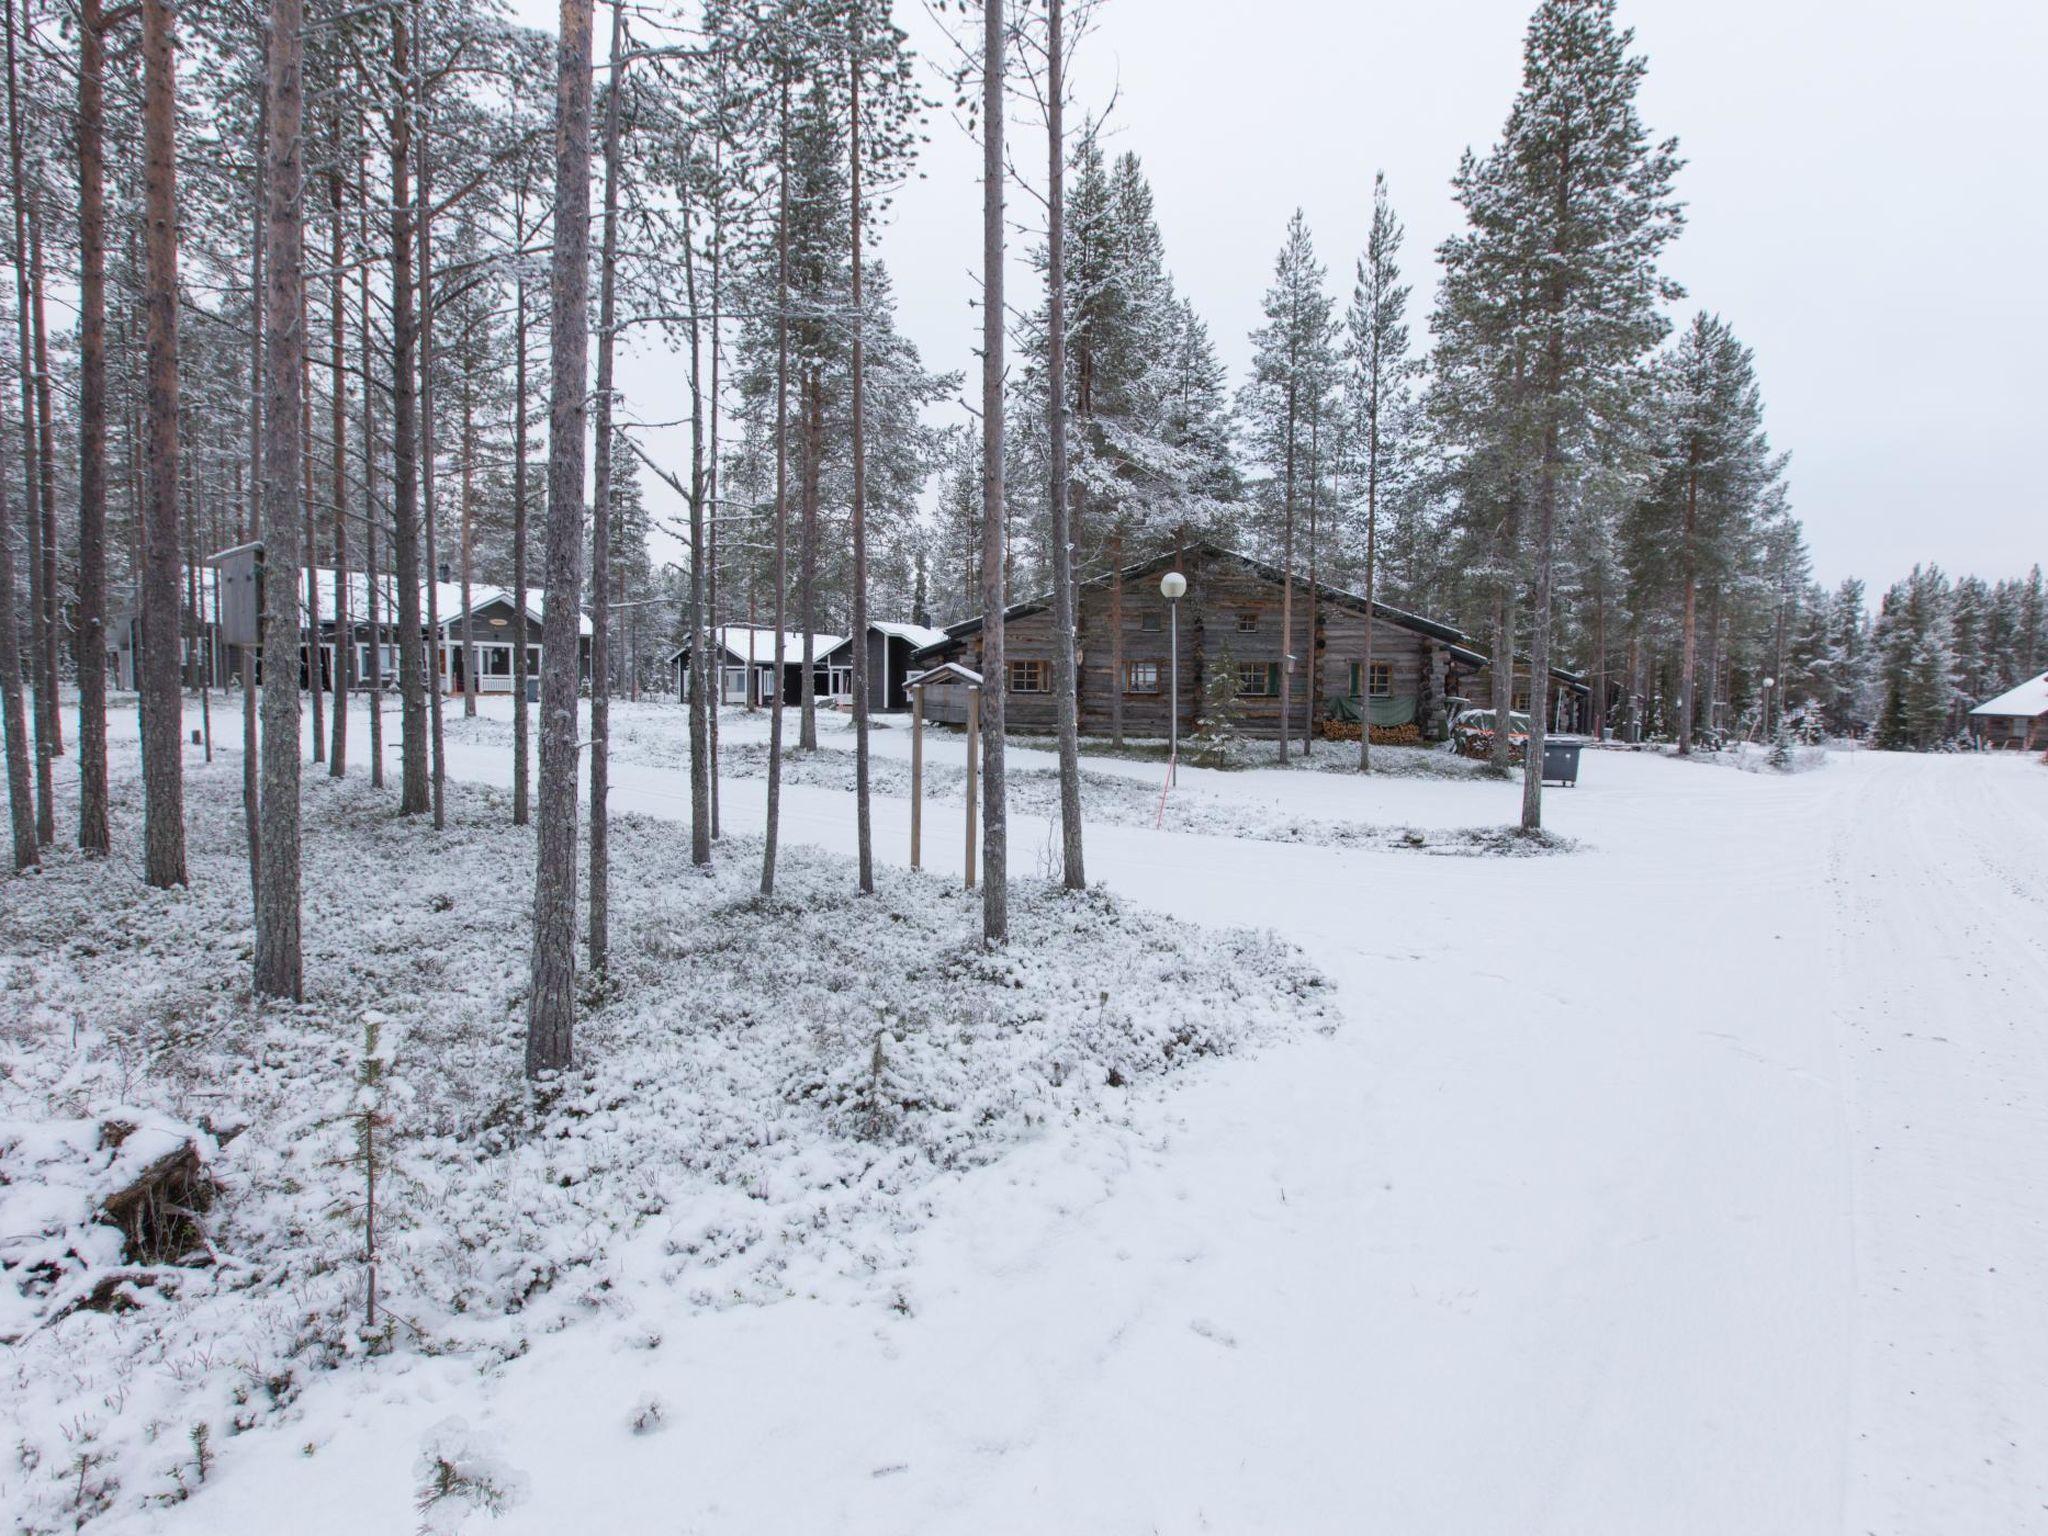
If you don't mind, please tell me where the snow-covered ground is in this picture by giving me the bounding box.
[8,693,2048,1535]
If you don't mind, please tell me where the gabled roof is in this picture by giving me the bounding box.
[1970,672,2048,718]
[912,539,1586,692]
[440,585,595,639]
[870,620,950,650]
[666,625,852,667]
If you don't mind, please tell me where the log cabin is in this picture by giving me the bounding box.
[1967,672,2048,750]
[909,540,1589,739]
[666,626,855,707]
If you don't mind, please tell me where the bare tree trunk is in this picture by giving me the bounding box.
[29,187,57,771]
[1489,585,1513,773]
[1304,406,1320,758]
[1520,420,1558,833]
[459,381,475,718]
[798,370,820,751]
[359,160,384,791]
[1677,465,1697,755]
[416,77,444,831]
[979,0,1007,943]
[5,0,50,845]
[75,0,114,853]
[1042,0,1083,888]
[328,118,349,776]
[1108,532,1123,746]
[510,206,530,824]
[137,0,186,887]
[255,0,305,999]
[528,0,593,1078]
[587,0,624,976]
[387,14,428,817]
[706,140,723,841]
[0,340,33,869]
[302,280,323,766]
[1359,423,1377,772]
[679,146,709,867]
[1276,382,1296,765]
[760,69,790,899]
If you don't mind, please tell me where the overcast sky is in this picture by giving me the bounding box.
[583,0,2047,592]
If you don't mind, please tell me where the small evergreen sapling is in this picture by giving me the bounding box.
[1192,645,1245,766]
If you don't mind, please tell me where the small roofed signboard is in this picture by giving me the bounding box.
[210,541,263,648]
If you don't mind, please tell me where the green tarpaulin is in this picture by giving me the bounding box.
[1328,693,1419,727]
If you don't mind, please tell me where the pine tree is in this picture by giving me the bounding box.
[1343,172,1418,771]
[1239,210,1335,763]
[1440,0,1684,829]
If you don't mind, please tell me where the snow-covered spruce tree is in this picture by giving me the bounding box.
[1343,172,1420,771]
[1627,313,1782,752]
[1192,639,1245,765]
[1874,566,1959,750]
[1439,0,1683,829]
[1239,210,1336,763]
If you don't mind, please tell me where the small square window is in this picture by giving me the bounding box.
[1139,611,1162,632]
[1237,661,1277,697]
[1125,661,1161,695]
[1007,659,1049,693]
[1350,661,1393,698]
[1236,612,1260,633]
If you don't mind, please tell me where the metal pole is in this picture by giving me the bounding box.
[1168,596,1178,787]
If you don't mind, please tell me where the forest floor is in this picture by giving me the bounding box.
[7,693,2048,1535]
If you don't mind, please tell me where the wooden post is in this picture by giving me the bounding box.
[964,684,978,890]
[910,686,923,870]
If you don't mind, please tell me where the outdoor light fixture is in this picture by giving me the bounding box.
[1160,571,1186,780]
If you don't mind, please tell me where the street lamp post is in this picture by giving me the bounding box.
[1160,570,1187,784]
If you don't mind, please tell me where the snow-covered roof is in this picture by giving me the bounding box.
[1970,673,2048,719]
[907,662,983,689]
[439,585,595,639]
[667,626,852,666]
[871,620,949,650]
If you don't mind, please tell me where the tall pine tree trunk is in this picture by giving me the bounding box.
[5,0,50,845]
[0,342,34,869]
[328,120,348,776]
[255,0,305,999]
[75,0,113,853]
[416,77,444,830]
[1677,465,1698,755]
[528,0,593,1077]
[1043,0,1083,887]
[137,0,186,887]
[759,71,790,898]
[587,0,624,975]
[511,218,530,824]
[1276,381,1296,765]
[680,152,709,866]
[388,11,428,816]
[847,4,875,891]
[978,0,1007,943]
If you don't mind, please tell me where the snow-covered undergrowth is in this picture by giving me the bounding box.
[0,761,1328,1530]
[1077,734,1498,780]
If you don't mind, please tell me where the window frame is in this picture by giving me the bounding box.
[1236,661,1277,697]
[1236,611,1260,633]
[1124,659,1162,695]
[1007,658,1050,694]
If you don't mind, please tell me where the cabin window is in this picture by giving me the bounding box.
[1236,612,1260,633]
[1237,661,1278,697]
[482,645,512,677]
[1007,659,1049,693]
[1139,611,1162,632]
[1348,661,1392,698]
[1125,661,1162,695]
[1512,686,1531,711]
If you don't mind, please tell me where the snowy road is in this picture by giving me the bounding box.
[131,699,2048,1535]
